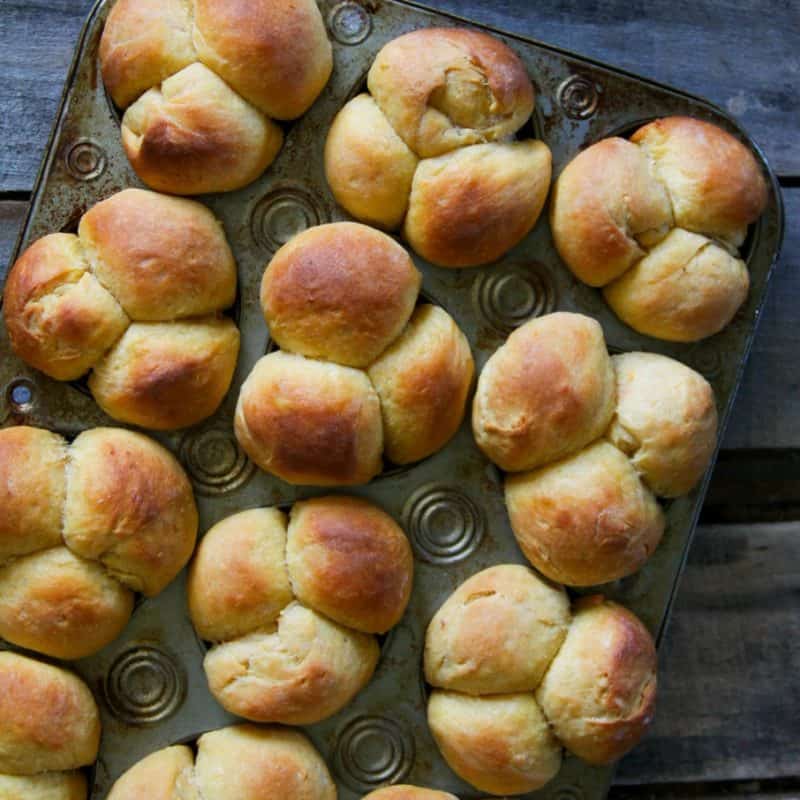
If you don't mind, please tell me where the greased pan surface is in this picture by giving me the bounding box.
[0,1,784,798]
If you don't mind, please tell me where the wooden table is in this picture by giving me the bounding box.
[1,1,798,797]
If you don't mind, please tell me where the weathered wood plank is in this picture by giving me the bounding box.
[616,522,800,784]
[611,778,800,800]
[0,0,797,193]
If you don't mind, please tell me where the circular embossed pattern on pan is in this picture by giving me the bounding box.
[556,75,600,120]
[403,484,484,565]
[474,263,557,333]
[552,786,586,800]
[334,715,414,792]
[64,139,107,181]
[250,187,324,252]
[105,644,186,724]
[180,426,255,496]
[328,1,372,45]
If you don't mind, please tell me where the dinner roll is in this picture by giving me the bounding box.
[235,351,383,486]
[404,140,551,268]
[549,137,672,286]
[0,427,66,565]
[204,601,379,725]
[88,317,240,430]
[188,508,292,643]
[427,691,561,795]
[0,652,100,775]
[0,772,86,800]
[78,188,236,321]
[425,565,569,694]
[472,312,616,472]
[363,788,458,800]
[367,28,534,158]
[536,596,657,765]
[603,228,749,342]
[609,352,718,496]
[192,0,332,121]
[3,233,129,380]
[99,0,196,108]
[287,496,413,634]
[121,64,283,196]
[62,427,198,596]
[506,440,665,586]
[194,725,336,800]
[261,223,421,367]
[325,94,419,230]
[368,305,474,465]
[632,116,768,247]
[106,746,194,800]
[0,546,134,660]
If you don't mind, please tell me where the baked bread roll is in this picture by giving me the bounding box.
[3,189,240,429]
[261,223,421,368]
[551,116,767,340]
[367,305,474,465]
[287,496,413,634]
[0,772,86,800]
[472,312,616,472]
[427,691,562,795]
[235,351,383,486]
[188,508,293,643]
[536,596,657,765]
[0,425,197,659]
[204,601,379,725]
[325,29,550,268]
[107,725,335,800]
[608,352,718,496]
[101,0,332,194]
[404,140,552,268]
[363,788,458,800]
[505,440,665,586]
[0,652,100,775]
[425,564,569,694]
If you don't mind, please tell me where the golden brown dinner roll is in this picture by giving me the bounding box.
[286,496,413,634]
[368,305,474,465]
[368,28,535,158]
[603,228,749,342]
[609,352,718,496]
[0,652,100,774]
[121,63,283,196]
[325,95,419,230]
[506,440,665,586]
[632,116,768,247]
[404,141,551,268]
[0,546,134,660]
[0,426,66,565]
[88,317,240,430]
[78,188,236,321]
[3,233,129,380]
[536,596,657,765]
[188,508,293,643]
[235,351,383,486]
[425,565,569,695]
[204,601,379,725]
[427,691,561,795]
[0,771,86,800]
[549,137,673,286]
[192,0,332,121]
[106,746,194,800]
[363,788,458,800]
[194,725,336,800]
[99,0,196,109]
[261,223,421,368]
[472,312,616,472]
[63,427,197,596]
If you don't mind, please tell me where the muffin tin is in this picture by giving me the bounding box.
[0,1,784,798]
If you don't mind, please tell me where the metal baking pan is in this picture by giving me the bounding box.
[0,1,784,798]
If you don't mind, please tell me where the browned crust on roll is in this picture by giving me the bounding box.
[0,771,87,800]
[0,426,67,565]
[78,188,236,321]
[286,495,413,634]
[364,787,459,800]
[106,745,193,800]
[0,652,100,775]
[261,222,421,368]
[193,0,333,120]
